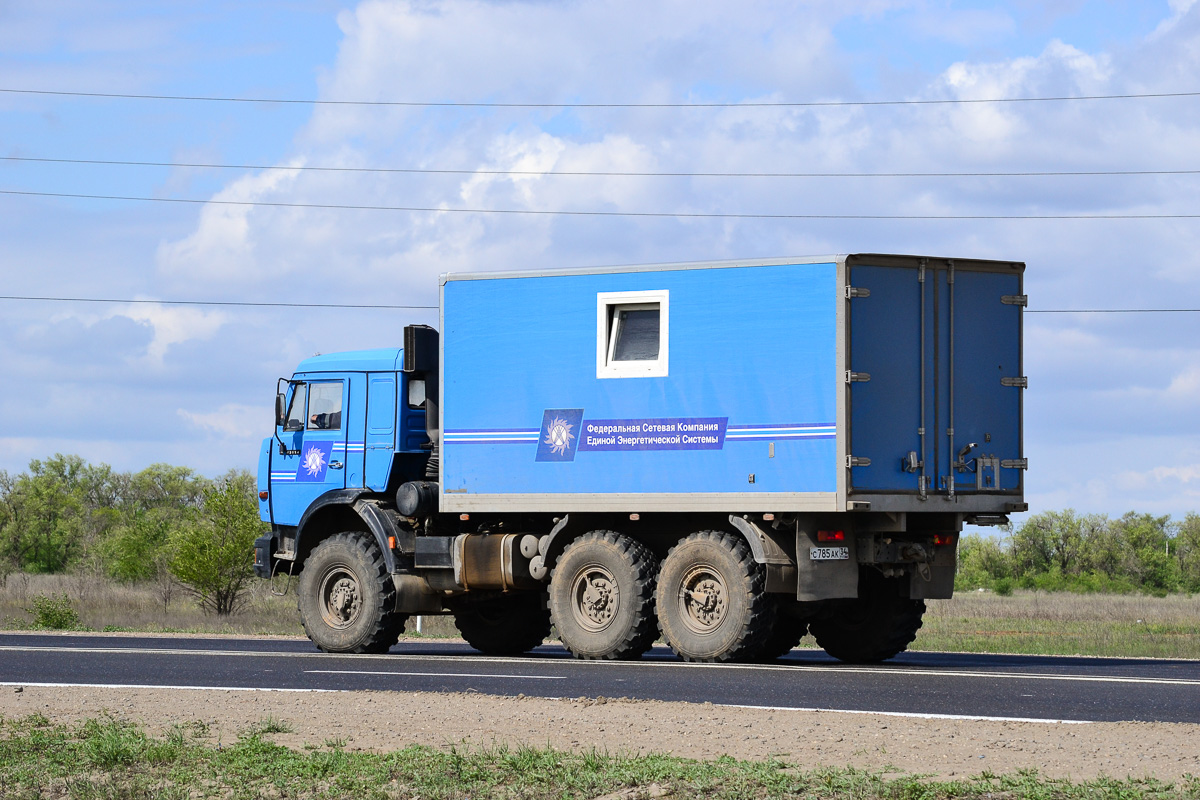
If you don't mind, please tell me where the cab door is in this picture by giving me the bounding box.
[269,376,349,526]
[364,373,396,491]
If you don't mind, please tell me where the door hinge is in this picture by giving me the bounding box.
[847,455,872,468]
[1001,294,1028,307]
[1001,459,1028,469]
[1000,376,1028,388]
[846,370,871,383]
[845,286,871,299]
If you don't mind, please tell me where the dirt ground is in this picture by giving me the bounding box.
[3,681,1198,782]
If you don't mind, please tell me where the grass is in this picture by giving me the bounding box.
[3,573,1199,659]
[0,572,462,638]
[913,590,1200,659]
[0,714,1196,800]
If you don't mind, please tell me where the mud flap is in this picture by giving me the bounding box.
[795,527,859,601]
[909,544,956,599]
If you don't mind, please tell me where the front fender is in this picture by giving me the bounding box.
[294,489,403,573]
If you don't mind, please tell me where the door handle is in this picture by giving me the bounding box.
[330,461,344,470]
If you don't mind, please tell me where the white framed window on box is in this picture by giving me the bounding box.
[596,290,669,379]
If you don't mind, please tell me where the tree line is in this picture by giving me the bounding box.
[957,509,1200,595]
[3,455,1199,608]
[0,454,265,614]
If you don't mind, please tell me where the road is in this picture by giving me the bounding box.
[1,633,1197,724]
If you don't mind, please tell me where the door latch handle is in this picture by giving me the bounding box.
[329,461,344,470]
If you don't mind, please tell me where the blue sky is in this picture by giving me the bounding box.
[3,0,1200,522]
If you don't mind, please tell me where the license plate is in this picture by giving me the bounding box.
[810,546,849,561]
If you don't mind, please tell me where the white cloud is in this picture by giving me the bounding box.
[108,303,228,364]
[156,163,304,283]
[178,403,267,440]
[1153,0,1200,36]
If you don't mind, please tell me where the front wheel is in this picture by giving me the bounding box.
[656,531,775,662]
[297,532,406,654]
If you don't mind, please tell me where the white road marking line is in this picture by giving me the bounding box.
[0,681,339,692]
[1,644,1197,687]
[716,703,1092,725]
[305,670,566,680]
[0,680,1100,721]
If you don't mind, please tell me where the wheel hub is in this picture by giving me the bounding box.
[572,566,620,632]
[680,569,727,633]
[319,568,362,629]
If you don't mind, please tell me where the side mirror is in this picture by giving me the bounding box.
[275,393,286,427]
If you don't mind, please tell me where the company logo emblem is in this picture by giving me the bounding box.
[295,441,334,482]
[535,409,584,462]
[544,416,576,456]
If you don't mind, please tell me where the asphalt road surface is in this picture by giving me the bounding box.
[1,633,1197,724]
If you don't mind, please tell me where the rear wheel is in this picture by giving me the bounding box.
[549,531,659,660]
[808,570,925,663]
[452,592,551,655]
[750,602,809,661]
[656,531,775,662]
[297,532,406,654]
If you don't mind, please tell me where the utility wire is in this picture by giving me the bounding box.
[0,295,436,310]
[3,87,1200,108]
[4,188,1200,220]
[1026,309,1200,313]
[0,294,1195,314]
[6,155,1200,179]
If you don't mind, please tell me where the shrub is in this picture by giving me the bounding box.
[169,474,264,616]
[26,593,81,630]
[993,577,1014,596]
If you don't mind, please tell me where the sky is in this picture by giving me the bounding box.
[3,0,1200,522]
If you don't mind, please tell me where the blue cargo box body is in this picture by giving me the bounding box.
[438,254,1023,514]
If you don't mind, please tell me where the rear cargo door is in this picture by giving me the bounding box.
[847,257,1023,499]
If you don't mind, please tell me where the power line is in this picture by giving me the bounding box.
[0,295,436,310]
[0,293,1195,314]
[3,86,1200,108]
[1027,308,1200,313]
[6,155,1200,179]
[4,188,1200,220]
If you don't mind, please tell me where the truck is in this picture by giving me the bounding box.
[254,253,1026,663]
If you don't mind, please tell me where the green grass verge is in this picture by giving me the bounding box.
[912,592,1200,659]
[912,616,1200,659]
[1,714,1196,800]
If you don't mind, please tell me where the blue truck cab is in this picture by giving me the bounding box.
[255,254,1025,665]
[257,349,428,556]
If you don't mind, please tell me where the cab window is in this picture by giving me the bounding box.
[283,384,307,431]
[307,382,344,431]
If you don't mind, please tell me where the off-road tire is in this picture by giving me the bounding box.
[549,531,659,660]
[750,601,809,662]
[656,530,776,662]
[452,592,551,655]
[808,570,925,663]
[297,532,406,654]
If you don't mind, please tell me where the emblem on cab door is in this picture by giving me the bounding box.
[295,441,334,482]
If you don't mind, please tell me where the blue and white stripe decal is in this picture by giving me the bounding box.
[445,428,540,444]
[446,424,834,444]
[726,423,836,441]
[270,442,365,482]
